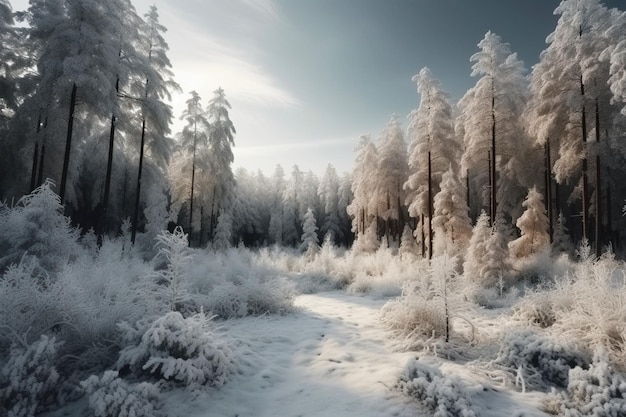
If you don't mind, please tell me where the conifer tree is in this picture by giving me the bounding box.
[301,207,319,255]
[509,187,550,258]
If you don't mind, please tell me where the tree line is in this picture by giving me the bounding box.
[2,0,626,256]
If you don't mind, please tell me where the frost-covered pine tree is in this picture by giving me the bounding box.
[318,164,342,243]
[463,211,491,283]
[169,91,210,241]
[405,67,461,258]
[212,211,232,251]
[347,135,378,238]
[371,116,408,241]
[282,165,302,247]
[206,87,236,240]
[268,164,286,245]
[399,224,418,259]
[481,215,511,288]
[509,187,550,258]
[300,207,319,255]
[458,31,531,221]
[432,167,473,256]
[552,211,575,256]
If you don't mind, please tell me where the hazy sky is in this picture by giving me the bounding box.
[10,0,624,176]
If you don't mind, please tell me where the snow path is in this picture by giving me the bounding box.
[166,291,420,417]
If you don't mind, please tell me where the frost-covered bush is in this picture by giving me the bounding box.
[0,180,82,273]
[494,330,589,390]
[381,255,462,349]
[544,351,626,416]
[81,370,162,417]
[117,310,236,387]
[515,253,626,368]
[396,359,477,417]
[150,227,192,312]
[0,335,62,417]
[185,247,295,318]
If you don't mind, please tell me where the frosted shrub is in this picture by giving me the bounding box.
[0,335,62,417]
[381,254,460,348]
[117,310,235,387]
[494,330,589,390]
[0,180,82,273]
[151,227,191,312]
[81,371,162,417]
[544,351,626,416]
[396,359,477,417]
[185,248,295,318]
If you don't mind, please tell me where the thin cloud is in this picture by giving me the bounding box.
[159,0,298,108]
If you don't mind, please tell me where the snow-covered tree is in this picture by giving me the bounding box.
[347,135,378,238]
[458,31,531,221]
[170,91,209,241]
[371,116,408,241]
[281,165,302,246]
[318,164,342,243]
[212,211,233,251]
[268,165,286,245]
[205,87,236,240]
[509,187,550,258]
[405,67,462,258]
[131,4,179,243]
[300,207,319,255]
[432,167,473,256]
[463,211,491,283]
[528,0,618,245]
[552,211,574,256]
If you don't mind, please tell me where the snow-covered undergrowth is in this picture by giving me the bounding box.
[544,351,626,416]
[396,359,477,417]
[257,242,427,297]
[0,183,294,415]
[117,310,235,387]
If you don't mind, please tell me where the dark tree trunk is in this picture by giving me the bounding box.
[580,76,589,242]
[131,118,147,244]
[60,83,77,204]
[488,150,492,226]
[545,140,553,242]
[30,143,39,192]
[36,145,46,187]
[594,98,602,257]
[98,113,117,245]
[490,94,497,225]
[420,213,425,258]
[427,151,433,260]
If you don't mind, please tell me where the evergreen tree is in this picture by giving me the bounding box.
[463,211,491,283]
[318,164,342,243]
[300,207,319,255]
[458,31,530,221]
[509,187,550,258]
[371,115,408,240]
[170,91,209,241]
[347,135,378,238]
[405,67,461,257]
[213,211,233,251]
[205,87,236,240]
[432,167,473,256]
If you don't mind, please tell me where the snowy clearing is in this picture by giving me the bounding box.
[153,292,550,417]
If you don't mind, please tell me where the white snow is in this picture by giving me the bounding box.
[153,291,552,417]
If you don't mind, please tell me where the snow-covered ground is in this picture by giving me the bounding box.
[153,291,550,417]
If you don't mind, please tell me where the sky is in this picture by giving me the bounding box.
[9,0,625,176]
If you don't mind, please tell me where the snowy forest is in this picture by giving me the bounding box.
[3,0,626,416]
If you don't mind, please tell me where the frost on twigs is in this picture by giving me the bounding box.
[0,335,62,417]
[81,370,162,417]
[493,330,589,391]
[150,226,191,312]
[396,359,477,417]
[117,310,236,387]
[544,350,626,416]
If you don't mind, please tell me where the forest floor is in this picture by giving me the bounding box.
[154,291,551,417]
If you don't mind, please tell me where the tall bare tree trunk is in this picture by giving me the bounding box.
[490,94,497,225]
[545,140,553,242]
[131,118,147,244]
[30,143,39,192]
[60,83,77,204]
[427,150,433,260]
[594,98,602,257]
[580,76,589,242]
